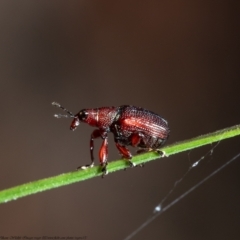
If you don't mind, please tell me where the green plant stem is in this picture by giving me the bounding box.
[0,124,239,204]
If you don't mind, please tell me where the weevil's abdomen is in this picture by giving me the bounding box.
[112,105,169,148]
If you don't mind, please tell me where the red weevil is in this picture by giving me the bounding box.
[52,102,169,175]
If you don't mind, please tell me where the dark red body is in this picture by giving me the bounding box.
[70,105,170,174]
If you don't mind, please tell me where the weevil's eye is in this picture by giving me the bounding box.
[78,110,88,121]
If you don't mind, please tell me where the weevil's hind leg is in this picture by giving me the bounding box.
[131,132,149,167]
[152,138,167,157]
[115,142,135,167]
[134,134,166,157]
[77,129,104,170]
[136,147,165,157]
[136,148,149,154]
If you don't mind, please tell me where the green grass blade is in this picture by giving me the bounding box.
[0,124,239,204]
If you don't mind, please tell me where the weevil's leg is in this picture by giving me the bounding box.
[77,129,103,170]
[115,142,132,159]
[136,148,149,154]
[115,142,135,167]
[137,147,165,158]
[131,132,146,147]
[130,132,149,167]
[99,137,109,176]
[90,129,104,164]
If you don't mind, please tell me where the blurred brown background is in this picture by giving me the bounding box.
[0,1,240,239]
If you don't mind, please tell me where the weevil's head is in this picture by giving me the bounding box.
[70,109,88,131]
[52,102,92,131]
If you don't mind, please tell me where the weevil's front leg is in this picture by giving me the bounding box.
[99,137,109,176]
[115,142,135,167]
[77,129,106,170]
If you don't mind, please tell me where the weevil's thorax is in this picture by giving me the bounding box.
[79,107,119,130]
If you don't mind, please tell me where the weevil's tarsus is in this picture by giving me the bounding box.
[101,163,108,178]
[77,163,94,170]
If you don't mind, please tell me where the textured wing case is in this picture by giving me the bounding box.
[117,105,169,140]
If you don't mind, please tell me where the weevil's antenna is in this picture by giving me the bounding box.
[52,102,75,118]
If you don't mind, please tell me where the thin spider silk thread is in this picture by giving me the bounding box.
[155,141,221,212]
[123,152,240,240]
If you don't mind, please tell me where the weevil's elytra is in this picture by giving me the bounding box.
[52,102,170,176]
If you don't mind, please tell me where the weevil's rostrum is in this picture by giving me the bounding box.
[52,102,170,175]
